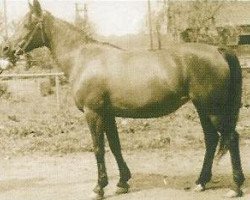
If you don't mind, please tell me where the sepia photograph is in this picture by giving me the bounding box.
[0,0,249,199]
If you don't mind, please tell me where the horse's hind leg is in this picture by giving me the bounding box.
[215,113,245,197]
[194,105,219,191]
[85,109,108,199]
[104,113,131,194]
[224,130,245,197]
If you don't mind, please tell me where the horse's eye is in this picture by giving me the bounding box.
[25,21,35,29]
[24,24,31,29]
[2,46,9,52]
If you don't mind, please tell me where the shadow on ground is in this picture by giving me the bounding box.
[129,172,249,193]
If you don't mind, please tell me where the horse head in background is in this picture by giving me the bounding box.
[0,40,14,72]
[2,0,245,199]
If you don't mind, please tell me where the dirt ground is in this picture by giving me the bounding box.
[0,145,249,200]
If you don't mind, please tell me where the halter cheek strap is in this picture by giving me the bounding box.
[15,17,46,56]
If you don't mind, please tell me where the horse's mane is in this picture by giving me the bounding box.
[45,11,124,50]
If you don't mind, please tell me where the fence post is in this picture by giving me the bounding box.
[55,75,60,110]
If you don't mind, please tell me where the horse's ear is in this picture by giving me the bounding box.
[28,2,33,11]
[32,0,42,17]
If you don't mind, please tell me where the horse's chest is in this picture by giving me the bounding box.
[73,71,108,111]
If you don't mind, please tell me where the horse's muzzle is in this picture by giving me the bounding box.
[0,59,13,72]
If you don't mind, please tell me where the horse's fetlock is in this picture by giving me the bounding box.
[196,173,212,186]
[120,163,131,182]
[93,185,104,196]
[116,181,130,194]
[195,180,206,187]
[234,172,245,186]
[98,176,108,188]
[117,181,129,189]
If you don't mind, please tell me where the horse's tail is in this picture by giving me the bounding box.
[216,47,242,161]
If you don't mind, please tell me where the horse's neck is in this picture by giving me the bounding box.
[44,14,91,77]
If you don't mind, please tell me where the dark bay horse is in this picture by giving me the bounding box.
[2,0,245,199]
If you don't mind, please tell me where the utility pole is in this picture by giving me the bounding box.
[163,0,169,33]
[3,0,8,39]
[75,1,88,29]
[75,2,85,26]
[156,22,161,50]
[83,3,88,23]
[147,0,153,50]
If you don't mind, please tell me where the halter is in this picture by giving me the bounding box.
[15,15,46,56]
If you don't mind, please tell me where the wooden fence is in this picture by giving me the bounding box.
[0,72,64,109]
[242,65,250,107]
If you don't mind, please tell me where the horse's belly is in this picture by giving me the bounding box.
[110,94,188,118]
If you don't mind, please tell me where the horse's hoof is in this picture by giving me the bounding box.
[116,182,129,195]
[91,186,104,200]
[193,184,205,192]
[90,191,104,200]
[224,189,243,198]
[116,186,129,194]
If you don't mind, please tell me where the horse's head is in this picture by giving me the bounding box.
[2,0,49,65]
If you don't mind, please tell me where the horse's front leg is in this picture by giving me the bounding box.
[86,109,108,199]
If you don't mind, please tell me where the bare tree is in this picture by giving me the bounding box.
[147,0,154,50]
[185,0,224,43]
[3,0,8,39]
[0,11,7,41]
[153,0,224,44]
